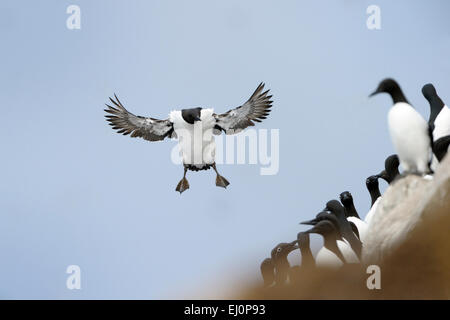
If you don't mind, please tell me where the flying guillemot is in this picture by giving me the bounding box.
[105,83,273,193]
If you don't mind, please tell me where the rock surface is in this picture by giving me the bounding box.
[362,175,434,264]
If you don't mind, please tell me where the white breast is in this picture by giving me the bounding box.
[347,216,368,243]
[169,109,216,167]
[388,103,431,173]
[338,240,360,263]
[433,105,450,140]
[315,247,343,269]
[364,196,381,226]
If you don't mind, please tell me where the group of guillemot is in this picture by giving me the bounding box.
[104,83,272,193]
[260,79,450,287]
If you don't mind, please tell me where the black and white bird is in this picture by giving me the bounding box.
[378,154,400,184]
[423,83,450,141]
[304,220,347,268]
[370,79,433,175]
[302,210,360,263]
[422,83,450,168]
[321,200,362,259]
[270,241,298,286]
[364,175,382,225]
[339,191,368,242]
[104,83,273,193]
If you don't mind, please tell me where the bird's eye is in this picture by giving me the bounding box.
[277,247,282,253]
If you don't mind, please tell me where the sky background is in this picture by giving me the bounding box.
[0,0,449,299]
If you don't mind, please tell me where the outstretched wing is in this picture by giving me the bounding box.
[213,82,273,135]
[104,94,174,141]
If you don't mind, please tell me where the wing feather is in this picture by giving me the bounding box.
[104,94,173,141]
[213,83,273,135]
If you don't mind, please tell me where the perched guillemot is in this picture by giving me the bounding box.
[422,84,450,169]
[270,241,298,286]
[422,83,450,140]
[366,175,381,207]
[378,154,400,184]
[105,83,273,193]
[260,258,275,287]
[320,200,362,259]
[302,211,360,263]
[339,191,368,242]
[370,79,432,175]
[364,175,382,225]
[304,220,346,268]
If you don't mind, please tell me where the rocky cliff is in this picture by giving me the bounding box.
[238,154,450,299]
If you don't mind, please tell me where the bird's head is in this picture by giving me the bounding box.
[296,232,310,248]
[366,175,380,190]
[370,78,400,97]
[181,107,202,124]
[339,191,353,207]
[422,83,437,101]
[271,242,298,261]
[304,220,338,238]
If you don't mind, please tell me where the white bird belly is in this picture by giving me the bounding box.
[316,247,343,268]
[338,240,360,263]
[364,196,381,226]
[388,103,431,173]
[347,216,368,243]
[169,109,216,168]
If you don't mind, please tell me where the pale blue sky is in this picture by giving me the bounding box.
[0,0,449,298]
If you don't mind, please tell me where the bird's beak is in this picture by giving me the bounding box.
[303,226,316,234]
[369,90,379,97]
[300,218,318,225]
[288,241,299,252]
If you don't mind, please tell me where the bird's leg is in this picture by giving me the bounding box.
[175,167,190,194]
[212,163,230,189]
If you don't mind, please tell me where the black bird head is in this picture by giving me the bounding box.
[181,107,202,124]
[385,154,400,180]
[366,175,379,190]
[422,83,445,125]
[324,200,346,216]
[271,242,298,261]
[339,191,353,207]
[422,83,438,101]
[340,191,360,218]
[300,211,330,225]
[369,78,408,104]
[296,232,310,248]
[304,220,340,239]
[379,154,400,183]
